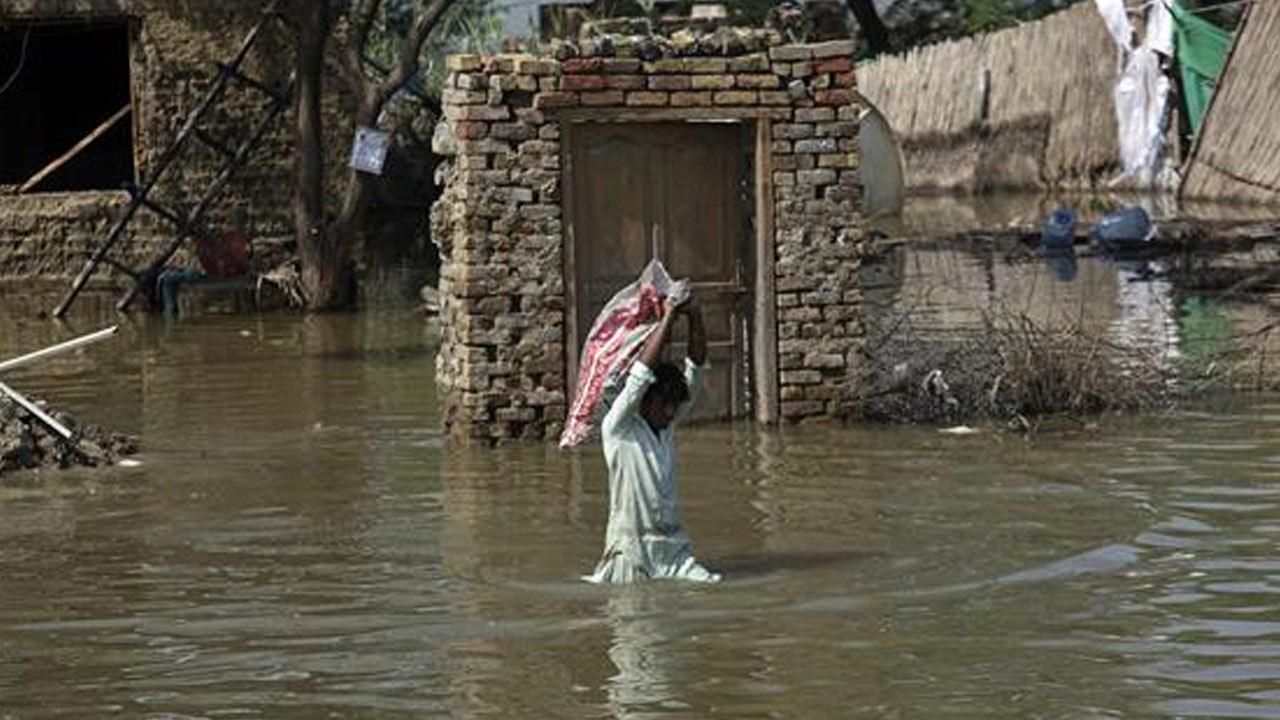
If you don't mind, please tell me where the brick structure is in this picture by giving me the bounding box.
[0,1,315,281]
[432,30,866,442]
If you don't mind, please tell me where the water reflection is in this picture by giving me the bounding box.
[1108,259,1180,371]
[1119,424,1280,718]
[874,235,1280,384]
[604,588,680,716]
[1039,246,1078,281]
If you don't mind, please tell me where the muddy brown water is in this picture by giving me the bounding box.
[1,285,1279,719]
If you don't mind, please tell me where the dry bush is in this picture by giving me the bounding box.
[843,306,1181,427]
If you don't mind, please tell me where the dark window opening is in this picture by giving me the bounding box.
[0,20,135,192]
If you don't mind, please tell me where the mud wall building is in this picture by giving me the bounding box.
[431,31,867,442]
[0,1,305,282]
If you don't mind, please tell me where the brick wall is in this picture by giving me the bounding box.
[432,30,866,442]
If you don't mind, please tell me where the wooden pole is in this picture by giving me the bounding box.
[17,104,132,194]
[0,326,119,375]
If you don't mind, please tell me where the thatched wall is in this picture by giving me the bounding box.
[1181,1,1280,204]
[859,3,1120,193]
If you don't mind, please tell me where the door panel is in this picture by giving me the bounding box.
[658,124,741,285]
[571,127,655,346]
[567,121,751,422]
[654,123,748,421]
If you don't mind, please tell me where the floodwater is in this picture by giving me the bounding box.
[2,283,1280,719]
[867,195,1280,385]
[868,232,1280,377]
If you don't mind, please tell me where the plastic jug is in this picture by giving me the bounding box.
[1040,207,1077,247]
[1091,206,1153,245]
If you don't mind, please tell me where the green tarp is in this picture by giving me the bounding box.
[1170,0,1233,138]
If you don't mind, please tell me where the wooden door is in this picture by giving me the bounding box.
[566,121,751,422]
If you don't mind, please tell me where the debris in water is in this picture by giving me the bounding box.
[0,396,138,475]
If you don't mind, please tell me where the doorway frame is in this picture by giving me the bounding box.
[560,110,778,424]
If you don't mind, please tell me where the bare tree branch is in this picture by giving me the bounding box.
[373,0,455,111]
[351,0,383,54]
[339,0,383,96]
[846,0,893,57]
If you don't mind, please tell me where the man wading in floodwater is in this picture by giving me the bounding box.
[584,293,721,584]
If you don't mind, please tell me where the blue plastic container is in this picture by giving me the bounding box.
[1091,206,1153,246]
[1040,207,1077,247]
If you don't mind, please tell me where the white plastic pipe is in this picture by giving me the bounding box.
[0,380,73,440]
[0,326,119,375]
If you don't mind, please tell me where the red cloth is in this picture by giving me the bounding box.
[195,230,249,278]
[559,285,662,448]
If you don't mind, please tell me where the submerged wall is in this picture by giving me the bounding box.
[431,33,867,442]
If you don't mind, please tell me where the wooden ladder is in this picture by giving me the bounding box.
[53,0,290,318]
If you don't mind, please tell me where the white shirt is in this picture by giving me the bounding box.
[583,358,720,583]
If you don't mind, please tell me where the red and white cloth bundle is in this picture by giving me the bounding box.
[559,260,689,449]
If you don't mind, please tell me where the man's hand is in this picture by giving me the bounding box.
[662,295,684,320]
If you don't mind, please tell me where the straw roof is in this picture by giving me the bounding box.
[1181,0,1280,204]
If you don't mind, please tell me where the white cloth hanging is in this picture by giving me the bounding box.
[1095,0,1175,185]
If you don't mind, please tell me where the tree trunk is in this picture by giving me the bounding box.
[846,0,893,57]
[294,0,347,310]
[307,115,375,312]
[294,0,360,312]
[291,0,457,311]
[319,94,380,309]
[301,224,358,310]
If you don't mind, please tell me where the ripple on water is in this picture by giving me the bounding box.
[1152,698,1280,719]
